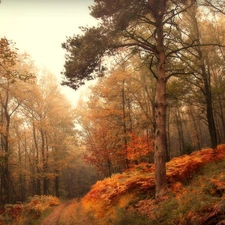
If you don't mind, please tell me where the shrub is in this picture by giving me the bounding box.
[26,195,60,218]
[114,209,152,225]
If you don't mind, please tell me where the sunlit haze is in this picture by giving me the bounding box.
[0,0,97,106]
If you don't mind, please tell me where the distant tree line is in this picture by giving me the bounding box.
[0,38,99,205]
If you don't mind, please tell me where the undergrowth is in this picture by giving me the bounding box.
[2,146,225,224]
[114,209,152,225]
[81,145,225,225]
[0,195,60,225]
[122,159,225,225]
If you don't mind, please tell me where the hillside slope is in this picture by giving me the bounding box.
[2,145,225,225]
[81,144,225,224]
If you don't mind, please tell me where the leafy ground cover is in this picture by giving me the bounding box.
[81,144,225,224]
[2,145,225,225]
[0,195,60,225]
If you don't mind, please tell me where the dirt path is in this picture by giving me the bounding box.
[41,202,72,225]
[41,200,96,225]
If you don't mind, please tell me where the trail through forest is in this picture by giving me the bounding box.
[41,202,71,225]
[41,200,94,225]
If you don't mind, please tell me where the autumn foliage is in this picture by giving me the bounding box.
[0,195,60,225]
[81,144,225,224]
[126,133,152,163]
[2,145,225,224]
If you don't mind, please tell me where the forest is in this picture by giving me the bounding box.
[62,0,225,197]
[1,0,225,224]
[0,38,99,205]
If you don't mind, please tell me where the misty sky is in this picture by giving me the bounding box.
[0,0,97,105]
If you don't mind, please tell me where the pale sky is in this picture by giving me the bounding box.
[0,0,98,106]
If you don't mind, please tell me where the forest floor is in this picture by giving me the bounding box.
[41,199,96,225]
[41,202,72,225]
[2,145,225,224]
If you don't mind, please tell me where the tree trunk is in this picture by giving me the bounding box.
[201,64,217,149]
[217,96,225,143]
[40,129,48,195]
[33,122,41,195]
[188,105,201,150]
[175,107,185,155]
[107,159,112,177]
[18,140,25,201]
[191,6,218,149]
[43,131,49,195]
[154,35,168,198]
[154,76,167,198]
[55,174,60,198]
[166,107,171,160]
[2,88,11,204]
[153,7,168,199]
[122,80,129,169]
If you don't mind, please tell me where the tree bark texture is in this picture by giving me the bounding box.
[154,22,168,198]
[201,64,218,149]
[154,77,167,198]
